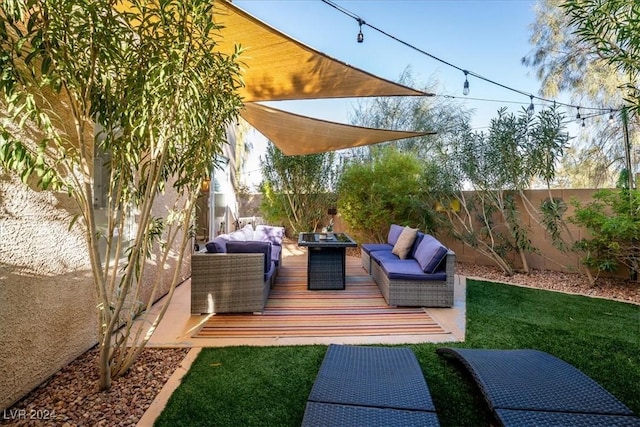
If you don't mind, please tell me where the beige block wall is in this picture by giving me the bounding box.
[241,189,628,278]
[437,189,594,272]
[436,189,630,278]
[0,174,97,410]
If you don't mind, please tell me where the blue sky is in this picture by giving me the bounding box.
[232,0,550,186]
[234,0,545,129]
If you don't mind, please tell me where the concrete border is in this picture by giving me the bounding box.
[136,347,202,427]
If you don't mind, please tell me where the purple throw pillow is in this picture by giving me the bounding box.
[205,241,218,253]
[414,234,448,273]
[387,224,405,246]
[226,241,272,274]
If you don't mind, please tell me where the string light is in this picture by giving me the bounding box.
[463,71,470,96]
[527,95,535,117]
[357,18,365,43]
[609,109,615,123]
[320,0,620,120]
[582,118,586,128]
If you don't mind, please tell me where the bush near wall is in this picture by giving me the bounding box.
[246,188,632,280]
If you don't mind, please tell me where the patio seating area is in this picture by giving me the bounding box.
[133,241,465,348]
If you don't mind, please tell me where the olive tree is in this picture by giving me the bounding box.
[260,142,337,235]
[426,107,569,276]
[523,0,638,187]
[0,0,243,389]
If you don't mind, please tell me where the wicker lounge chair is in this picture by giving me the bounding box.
[302,344,440,426]
[190,252,271,314]
[437,348,640,427]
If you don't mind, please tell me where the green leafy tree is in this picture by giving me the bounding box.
[348,67,472,161]
[0,0,243,389]
[426,107,569,276]
[523,0,638,187]
[562,0,640,114]
[260,142,336,235]
[337,147,433,243]
[570,188,640,277]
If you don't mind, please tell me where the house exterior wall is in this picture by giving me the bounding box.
[0,174,97,411]
[0,172,191,411]
[141,180,191,304]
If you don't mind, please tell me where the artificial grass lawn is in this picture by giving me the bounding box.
[155,280,640,426]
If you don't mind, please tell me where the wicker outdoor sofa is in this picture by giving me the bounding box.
[190,224,284,315]
[361,224,455,308]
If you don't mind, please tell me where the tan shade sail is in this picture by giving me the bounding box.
[215,1,433,102]
[116,1,436,154]
[242,102,435,155]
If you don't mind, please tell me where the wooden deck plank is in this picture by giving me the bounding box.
[193,250,448,340]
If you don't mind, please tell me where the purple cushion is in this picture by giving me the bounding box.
[226,241,272,274]
[271,244,282,266]
[254,225,285,246]
[411,232,426,259]
[265,261,276,282]
[210,234,233,253]
[387,224,405,246]
[205,240,219,253]
[371,250,401,263]
[413,235,448,274]
[377,258,447,281]
[361,243,393,255]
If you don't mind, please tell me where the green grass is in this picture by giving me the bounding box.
[155,280,640,426]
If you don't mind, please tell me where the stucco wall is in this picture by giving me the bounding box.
[0,174,97,410]
[0,173,191,411]
[139,181,191,305]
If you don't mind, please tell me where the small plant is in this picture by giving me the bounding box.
[570,187,640,279]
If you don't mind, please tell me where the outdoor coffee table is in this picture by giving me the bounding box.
[298,232,357,290]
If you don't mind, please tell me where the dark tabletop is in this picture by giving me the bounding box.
[298,232,357,248]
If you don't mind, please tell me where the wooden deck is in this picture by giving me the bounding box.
[191,250,451,345]
[136,244,465,347]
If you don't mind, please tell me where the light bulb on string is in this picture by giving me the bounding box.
[527,95,535,117]
[463,71,470,96]
[323,0,617,132]
[609,109,614,124]
[357,18,365,43]
[581,118,586,128]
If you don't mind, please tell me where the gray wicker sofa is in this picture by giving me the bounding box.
[361,224,455,308]
[190,224,284,314]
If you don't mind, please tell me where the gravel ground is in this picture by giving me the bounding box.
[1,347,189,427]
[2,263,637,427]
[457,263,640,305]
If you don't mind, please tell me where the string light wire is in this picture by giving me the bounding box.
[319,0,620,118]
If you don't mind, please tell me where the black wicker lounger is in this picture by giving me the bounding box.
[302,344,440,426]
[437,348,640,427]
